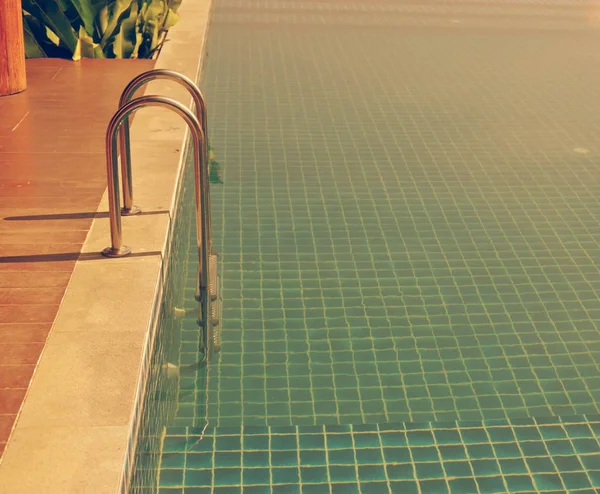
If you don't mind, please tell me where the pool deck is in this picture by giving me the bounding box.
[0,2,211,491]
[0,58,154,457]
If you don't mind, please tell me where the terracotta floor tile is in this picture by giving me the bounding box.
[0,189,103,201]
[0,415,16,441]
[0,197,99,209]
[0,288,66,306]
[0,305,60,324]
[0,178,105,194]
[0,324,52,343]
[0,155,107,179]
[0,241,87,255]
[0,344,46,365]
[0,241,87,253]
[0,389,27,414]
[0,254,82,268]
[0,365,36,388]
[0,272,72,288]
[0,231,88,245]
[0,108,29,136]
[0,442,6,455]
[0,136,105,154]
[17,64,62,77]
[0,238,90,252]
[0,220,93,232]
[0,261,76,273]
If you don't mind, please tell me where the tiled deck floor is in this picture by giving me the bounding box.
[0,58,153,457]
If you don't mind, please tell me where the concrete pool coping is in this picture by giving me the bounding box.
[0,1,212,492]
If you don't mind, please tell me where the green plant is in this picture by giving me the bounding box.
[22,0,182,60]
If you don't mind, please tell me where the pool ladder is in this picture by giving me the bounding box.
[100,69,222,364]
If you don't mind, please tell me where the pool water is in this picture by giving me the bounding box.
[144,0,600,492]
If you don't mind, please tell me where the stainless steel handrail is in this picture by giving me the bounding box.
[102,97,210,342]
[117,69,213,254]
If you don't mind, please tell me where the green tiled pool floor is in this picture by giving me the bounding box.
[150,0,600,492]
[159,416,600,493]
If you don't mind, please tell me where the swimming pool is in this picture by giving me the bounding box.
[131,1,600,492]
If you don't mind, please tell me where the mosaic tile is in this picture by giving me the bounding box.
[151,419,600,492]
[128,146,197,493]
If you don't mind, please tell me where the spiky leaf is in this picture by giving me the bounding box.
[21,0,78,52]
[95,0,135,46]
[22,15,48,58]
[60,0,96,36]
[115,0,142,58]
[22,0,182,59]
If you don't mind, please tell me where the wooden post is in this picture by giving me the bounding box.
[0,0,26,96]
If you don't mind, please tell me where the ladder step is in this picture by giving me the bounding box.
[211,289,221,327]
[209,253,218,301]
[198,311,206,350]
[211,292,222,353]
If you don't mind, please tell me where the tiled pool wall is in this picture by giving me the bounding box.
[129,153,197,493]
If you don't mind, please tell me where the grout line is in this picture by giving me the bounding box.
[11,112,29,132]
[51,67,63,81]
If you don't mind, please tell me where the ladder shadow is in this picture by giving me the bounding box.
[0,251,162,263]
[3,210,168,221]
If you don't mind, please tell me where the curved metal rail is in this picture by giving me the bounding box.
[101,95,213,356]
[117,70,211,256]
[117,69,220,314]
